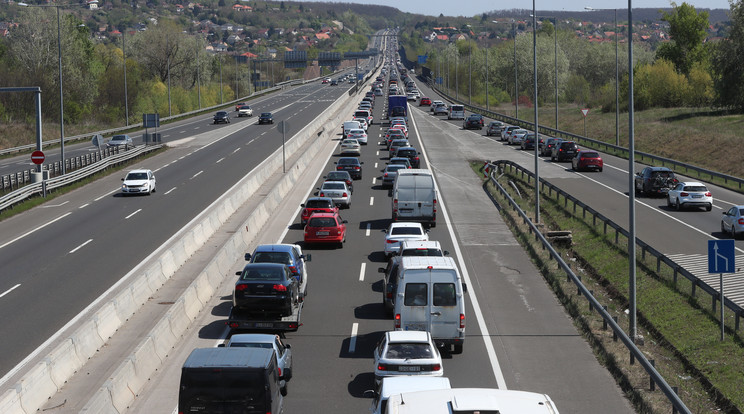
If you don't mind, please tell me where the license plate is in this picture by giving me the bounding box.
[254,323,273,328]
[400,208,413,213]
[316,231,329,236]
[404,323,427,331]
[692,195,702,198]
[398,366,421,372]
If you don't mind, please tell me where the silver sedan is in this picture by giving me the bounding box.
[317,181,351,208]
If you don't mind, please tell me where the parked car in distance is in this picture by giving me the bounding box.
[330,79,338,86]
[721,205,744,239]
[666,181,712,211]
[258,112,274,124]
[486,121,504,136]
[108,134,133,147]
[571,150,604,172]
[300,197,339,226]
[324,171,354,194]
[419,97,432,106]
[508,129,529,146]
[219,334,293,396]
[213,111,231,124]
[382,164,408,188]
[317,181,351,209]
[373,331,443,384]
[550,140,579,162]
[121,169,156,195]
[303,212,347,248]
[339,139,361,156]
[430,101,443,112]
[322,78,330,84]
[233,263,300,317]
[634,166,678,197]
[237,105,253,117]
[383,222,429,258]
[335,157,364,180]
[501,125,519,142]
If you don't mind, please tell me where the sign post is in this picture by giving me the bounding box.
[277,121,290,173]
[581,108,590,137]
[708,239,735,341]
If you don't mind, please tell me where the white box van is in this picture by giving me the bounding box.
[392,169,437,227]
[447,104,465,120]
[342,120,361,138]
[386,388,559,414]
[393,256,466,353]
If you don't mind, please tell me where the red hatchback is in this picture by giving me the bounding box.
[419,97,432,106]
[304,212,347,248]
[571,150,604,172]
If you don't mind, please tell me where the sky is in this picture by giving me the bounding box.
[296,0,731,17]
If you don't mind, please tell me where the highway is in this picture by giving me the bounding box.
[0,70,363,380]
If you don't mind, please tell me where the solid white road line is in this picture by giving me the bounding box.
[349,323,359,353]
[69,239,93,254]
[359,263,366,281]
[41,201,69,208]
[125,209,142,219]
[0,284,21,299]
[0,212,72,250]
[409,107,509,390]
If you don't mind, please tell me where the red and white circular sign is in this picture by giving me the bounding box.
[31,150,45,165]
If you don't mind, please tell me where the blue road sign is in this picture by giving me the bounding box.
[708,240,736,273]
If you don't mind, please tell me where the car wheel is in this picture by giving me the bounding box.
[551,155,555,161]
[280,382,288,397]
[453,343,463,354]
[675,199,681,211]
[599,167,603,172]
[706,204,712,212]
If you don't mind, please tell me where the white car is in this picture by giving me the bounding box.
[383,222,429,257]
[121,169,156,195]
[407,92,417,101]
[339,139,361,156]
[318,181,351,209]
[370,377,452,414]
[373,331,443,384]
[667,181,713,211]
[220,333,292,396]
[353,117,369,131]
[348,128,368,145]
[237,105,253,117]
[108,134,133,148]
[430,101,444,112]
[508,129,529,145]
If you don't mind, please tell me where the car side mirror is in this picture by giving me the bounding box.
[303,254,312,262]
[235,271,242,276]
[217,343,226,348]
[244,253,252,261]
[444,250,450,256]
[342,220,348,224]
[285,344,291,349]
[300,203,305,208]
[121,178,125,181]
[360,162,364,164]
[378,267,386,273]
[462,283,468,293]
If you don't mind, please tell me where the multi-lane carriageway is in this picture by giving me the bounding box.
[125,74,634,412]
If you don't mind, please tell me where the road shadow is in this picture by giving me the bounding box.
[364,218,391,231]
[370,279,384,293]
[367,251,387,263]
[353,303,388,320]
[339,330,385,359]
[197,319,228,340]
[348,372,378,399]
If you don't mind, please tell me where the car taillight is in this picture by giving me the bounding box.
[235,284,248,291]
[738,218,744,225]
[386,291,393,299]
[354,166,360,170]
[705,192,712,197]
[342,192,348,197]
[460,313,466,329]
[384,173,388,177]
[302,209,309,216]
[395,314,401,329]
[277,367,282,377]
[377,364,388,371]
[273,284,287,292]
[680,192,689,197]
[288,266,298,275]
[432,364,441,371]
[387,239,398,244]
[319,192,325,197]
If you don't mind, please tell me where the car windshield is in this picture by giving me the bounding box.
[111,135,126,141]
[386,165,406,172]
[306,199,333,208]
[323,183,345,190]
[391,227,423,235]
[342,140,357,145]
[261,113,271,117]
[397,150,415,157]
[252,252,291,264]
[384,343,433,359]
[241,268,283,281]
[308,217,337,227]
[126,172,148,180]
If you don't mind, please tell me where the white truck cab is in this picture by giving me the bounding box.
[386,388,560,413]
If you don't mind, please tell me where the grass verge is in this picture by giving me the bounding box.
[0,146,166,222]
[471,161,743,414]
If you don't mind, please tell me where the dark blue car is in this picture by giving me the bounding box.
[245,244,311,300]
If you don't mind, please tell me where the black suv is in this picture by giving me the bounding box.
[635,167,678,196]
[395,147,421,168]
[213,111,230,124]
[258,112,274,124]
[551,140,579,162]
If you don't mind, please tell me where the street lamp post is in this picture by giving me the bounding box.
[532,1,540,224]
[122,29,129,126]
[19,2,68,174]
[586,6,620,146]
[532,14,559,130]
[627,0,638,342]
[513,21,518,119]
[219,54,223,104]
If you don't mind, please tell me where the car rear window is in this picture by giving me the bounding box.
[404,283,428,306]
[306,199,332,208]
[327,172,349,180]
[391,227,423,235]
[684,186,707,192]
[384,343,434,359]
[252,252,292,264]
[241,268,283,281]
[401,248,442,257]
[338,159,357,165]
[581,152,599,158]
[308,217,337,227]
[397,149,416,157]
[323,183,345,190]
[386,165,407,172]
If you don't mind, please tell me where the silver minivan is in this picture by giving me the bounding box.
[447,105,465,120]
[392,169,437,227]
[393,256,466,353]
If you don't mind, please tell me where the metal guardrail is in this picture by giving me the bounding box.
[0,144,162,212]
[486,160,692,413]
[426,81,744,192]
[491,159,744,331]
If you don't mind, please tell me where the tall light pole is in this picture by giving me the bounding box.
[627,0,638,342]
[532,1,540,224]
[513,21,518,119]
[167,35,172,117]
[219,54,223,104]
[532,14,559,130]
[196,36,201,109]
[19,2,68,174]
[586,6,620,146]
[122,29,129,126]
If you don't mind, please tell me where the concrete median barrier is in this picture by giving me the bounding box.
[129,338,161,394]
[47,339,83,388]
[18,361,57,413]
[71,319,105,363]
[79,388,117,414]
[106,361,136,413]
[150,317,177,361]
[0,389,22,414]
[94,302,122,343]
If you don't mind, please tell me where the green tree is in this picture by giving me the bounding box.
[712,0,744,109]
[655,2,709,75]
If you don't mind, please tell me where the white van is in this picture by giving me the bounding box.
[386,388,560,414]
[393,256,466,353]
[447,104,465,120]
[392,169,437,227]
[370,376,451,414]
[342,120,362,138]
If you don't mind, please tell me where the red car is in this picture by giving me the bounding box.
[300,197,339,225]
[419,97,432,106]
[304,212,347,248]
[571,150,604,172]
[235,102,248,111]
